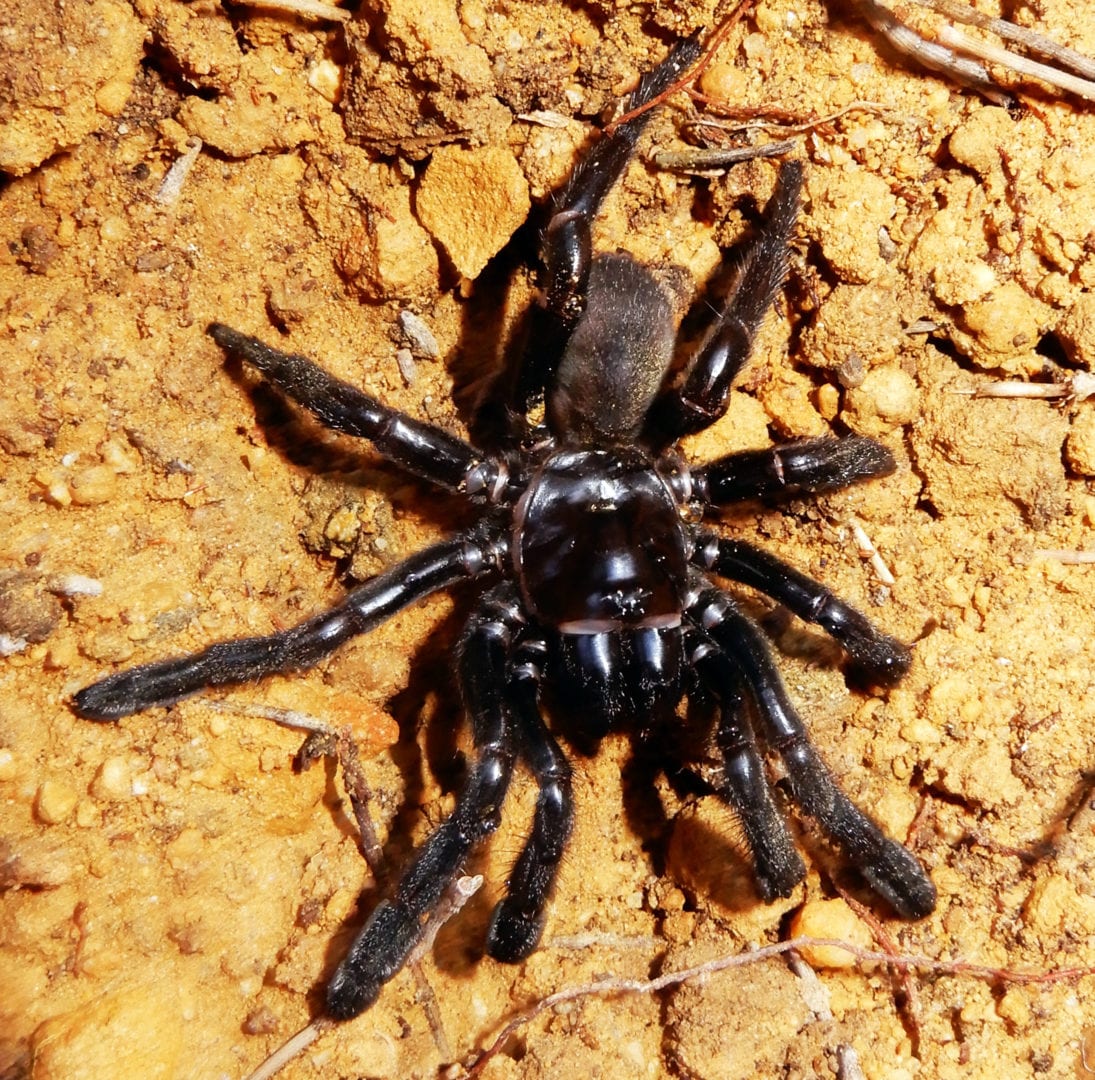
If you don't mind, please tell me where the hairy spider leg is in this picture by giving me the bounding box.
[509,34,704,420]
[692,533,912,685]
[207,323,495,493]
[688,577,936,919]
[695,434,898,503]
[72,532,500,720]
[325,585,523,1020]
[485,634,575,963]
[687,628,807,900]
[646,157,804,442]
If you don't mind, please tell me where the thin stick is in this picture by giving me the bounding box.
[335,729,385,875]
[651,138,796,173]
[1033,550,1095,565]
[786,950,833,1021]
[234,0,350,21]
[407,876,482,1063]
[953,372,1095,402]
[241,879,481,1080]
[462,935,1095,1077]
[849,517,897,587]
[937,23,1095,101]
[685,100,893,135]
[956,382,1069,400]
[915,0,1095,80]
[243,1018,332,1080]
[853,0,1005,103]
[204,698,337,735]
[836,887,921,1046]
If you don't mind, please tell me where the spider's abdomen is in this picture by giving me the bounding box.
[514,448,689,631]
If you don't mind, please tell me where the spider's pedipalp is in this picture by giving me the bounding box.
[547,253,676,445]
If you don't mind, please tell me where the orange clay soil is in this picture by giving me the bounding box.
[1,1,1094,1078]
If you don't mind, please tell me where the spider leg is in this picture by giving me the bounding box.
[325,584,523,1020]
[73,529,504,720]
[692,532,911,685]
[508,34,703,418]
[687,627,806,900]
[485,636,574,963]
[694,435,897,505]
[208,323,505,496]
[688,576,936,919]
[646,157,803,442]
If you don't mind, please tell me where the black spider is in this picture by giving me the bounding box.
[73,36,935,1024]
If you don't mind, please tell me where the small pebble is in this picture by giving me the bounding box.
[1065,410,1095,477]
[398,310,440,357]
[36,780,79,824]
[69,465,117,506]
[0,634,27,657]
[396,348,417,386]
[789,898,873,969]
[844,365,919,433]
[307,58,342,104]
[46,574,103,598]
[92,756,133,800]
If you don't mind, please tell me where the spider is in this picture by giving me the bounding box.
[73,35,935,1024]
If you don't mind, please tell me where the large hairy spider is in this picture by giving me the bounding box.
[74,36,935,1023]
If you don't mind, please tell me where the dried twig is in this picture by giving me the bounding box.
[954,372,1095,403]
[849,517,897,587]
[462,935,1094,1077]
[685,100,893,135]
[916,0,1095,80]
[651,138,796,174]
[853,0,1006,102]
[1032,549,1095,565]
[332,729,385,874]
[233,0,350,21]
[242,1018,332,1080]
[204,698,337,735]
[213,695,477,1077]
[836,887,922,1047]
[854,0,1095,102]
[937,23,1095,101]
[408,875,484,1064]
[786,950,833,1021]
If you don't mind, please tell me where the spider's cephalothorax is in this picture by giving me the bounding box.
[74,36,936,1023]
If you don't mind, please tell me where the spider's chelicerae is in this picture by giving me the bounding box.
[74,36,936,1023]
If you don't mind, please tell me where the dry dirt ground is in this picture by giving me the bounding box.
[2,1,1095,1078]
